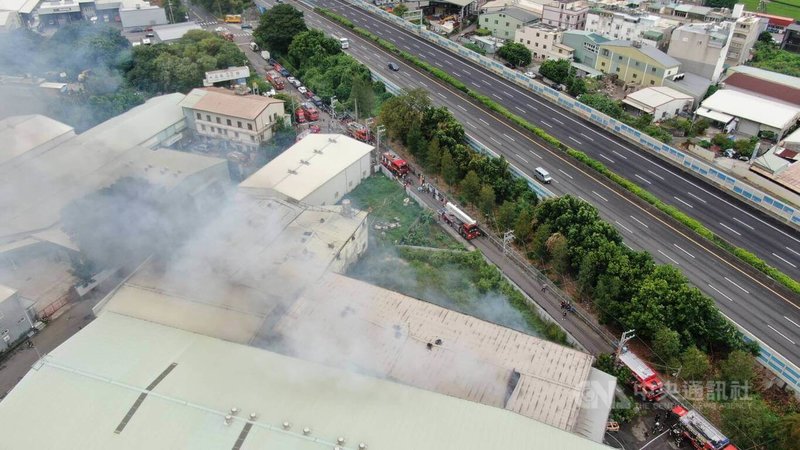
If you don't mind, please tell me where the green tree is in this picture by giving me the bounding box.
[393,3,408,17]
[579,93,625,119]
[460,170,481,204]
[426,137,442,173]
[750,41,800,78]
[497,42,532,67]
[758,31,774,43]
[529,223,551,259]
[539,59,572,84]
[567,76,586,97]
[254,4,307,55]
[464,42,486,55]
[407,121,426,159]
[441,148,458,185]
[546,232,570,274]
[349,76,375,119]
[721,398,779,450]
[514,207,536,245]
[653,327,682,366]
[287,29,341,69]
[679,346,710,380]
[778,414,800,450]
[478,184,496,216]
[379,89,431,143]
[273,93,295,114]
[719,350,756,388]
[496,200,519,232]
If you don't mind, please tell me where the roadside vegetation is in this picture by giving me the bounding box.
[749,40,800,78]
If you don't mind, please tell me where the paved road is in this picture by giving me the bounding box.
[284,1,800,374]
[318,0,800,284]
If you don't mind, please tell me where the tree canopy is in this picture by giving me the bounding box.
[750,41,800,77]
[497,42,532,67]
[254,4,308,55]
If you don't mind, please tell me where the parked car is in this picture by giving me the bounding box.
[298,86,308,95]
[287,76,298,86]
[129,27,144,33]
[309,124,321,133]
[145,26,153,31]
[551,82,565,91]
[241,23,252,29]
[311,95,323,107]
[262,88,276,97]
[524,71,536,78]
[304,89,314,99]
[388,62,400,71]
[505,62,516,69]
[279,68,290,77]
[268,58,277,66]
[145,32,155,37]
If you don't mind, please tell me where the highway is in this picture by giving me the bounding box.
[317,0,800,286]
[272,0,800,373]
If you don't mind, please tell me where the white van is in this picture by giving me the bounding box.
[534,167,552,184]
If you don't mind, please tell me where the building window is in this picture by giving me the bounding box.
[505,22,509,26]
[235,132,239,138]
[536,32,540,37]
[535,42,539,47]
[250,136,255,142]
[216,117,221,124]
[226,119,232,126]
[237,121,242,128]
[651,67,656,72]
[615,67,620,72]
[543,44,547,49]
[632,73,637,78]
[650,80,655,85]
[200,124,206,131]
[206,114,211,121]
[210,126,215,133]
[494,20,498,24]
[618,55,623,60]
[196,112,201,119]
[247,123,253,130]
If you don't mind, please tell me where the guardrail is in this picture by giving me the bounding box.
[345,0,800,228]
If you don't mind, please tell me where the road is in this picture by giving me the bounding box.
[318,0,800,284]
[262,0,800,376]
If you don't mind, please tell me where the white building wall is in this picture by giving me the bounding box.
[542,1,588,30]
[516,25,573,60]
[120,7,167,28]
[302,153,371,205]
[329,218,369,273]
[653,98,692,119]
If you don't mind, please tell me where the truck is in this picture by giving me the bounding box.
[295,107,306,123]
[265,70,284,90]
[301,102,319,121]
[346,121,369,142]
[671,406,737,450]
[441,202,481,240]
[381,152,409,177]
[224,14,242,23]
[617,347,665,401]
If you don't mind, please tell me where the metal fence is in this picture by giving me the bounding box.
[344,0,800,228]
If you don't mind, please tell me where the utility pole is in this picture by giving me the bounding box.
[167,0,175,23]
[502,230,515,256]
[330,96,337,120]
[374,125,386,173]
[616,330,636,359]
[354,97,359,121]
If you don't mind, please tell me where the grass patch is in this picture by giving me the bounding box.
[740,0,800,19]
[348,246,569,344]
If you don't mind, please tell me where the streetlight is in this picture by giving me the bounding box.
[330,96,337,120]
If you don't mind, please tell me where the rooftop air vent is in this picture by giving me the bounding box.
[328,136,338,143]
[282,421,291,429]
[288,169,298,175]
[300,159,310,165]
[313,149,323,154]
[224,415,233,426]
[359,444,368,450]
[337,437,346,445]
[303,427,311,435]
[230,408,239,416]
[249,413,257,421]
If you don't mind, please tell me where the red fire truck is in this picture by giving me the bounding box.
[346,121,369,142]
[617,347,666,401]
[295,107,306,123]
[381,152,409,177]
[441,202,481,240]
[301,102,319,121]
[672,406,737,450]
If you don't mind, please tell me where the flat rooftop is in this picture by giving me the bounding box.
[239,134,374,202]
[0,312,611,449]
[0,114,74,167]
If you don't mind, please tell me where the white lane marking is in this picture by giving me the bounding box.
[526,103,538,110]
[599,154,615,163]
[733,217,755,230]
[490,136,501,145]
[658,249,680,265]
[466,121,477,129]
[503,90,513,97]
[514,153,528,163]
[615,220,633,234]
[457,104,467,111]
[569,136,582,145]
[515,106,526,113]
[558,169,572,179]
[630,215,649,229]
[492,93,502,100]
[719,222,741,236]
[673,196,694,209]
[437,92,446,98]
[541,121,552,128]
[785,316,800,328]
[708,284,734,302]
[504,133,516,142]
[647,169,665,180]
[611,150,628,160]
[772,253,798,268]
[419,80,429,87]
[768,325,796,345]
[635,174,651,185]
[624,242,635,251]
[481,79,491,86]
[530,150,543,159]
[580,133,594,142]
[787,247,800,257]
[479,118,489,126]
[687,192,708,204]
[592,190,608,202]
[412,43,420,48]
[552,118,564,125]
[462,69,471,75]
[640,430,671,450]
[673,243,695,259]
[725,277,750,294]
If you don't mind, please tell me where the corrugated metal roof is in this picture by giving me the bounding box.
[727,65,800,90]
[701,89,800,129]
[723,72,800,106]
[601,40,680,67]
[624,86,692,108]
[184,88,282,121]
[0,115,74,166]
[0,312,612,449]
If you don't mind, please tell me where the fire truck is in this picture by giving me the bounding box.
[441,202,481,240]
[346,121,369,142]
[265,71,284,90]
[301,102,319,121]
[380,152,409,177]
[672,406,737,450]
[617,347,666,401]
[295,107,306,123]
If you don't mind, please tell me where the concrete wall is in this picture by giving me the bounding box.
[302,153,371,206]
[0,292,34,351]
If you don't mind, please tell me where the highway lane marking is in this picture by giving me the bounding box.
[615,220,633,234]
[719,222,741,236]
[592,190,608,202]
[541,121,552,127]
[314,9,800,320]
[466,121,476,129]
[552,118,564,125]
[471,81,480,88]
[479,118,489,126]
[457,104,467,111]
[515,106,526,113]
[733,217,755,230]
[599,154,615,163]
[611,150,628,160]
[708,284,734,302]
[481,79,491,86]
[514,153,528,163]
[492,94,502,100]
[569,136,582,145]
[725,277,750,294]
[418,80,428,87]
[634,174,651,185]
[772,253,798,268]
[462,69,471,75]
[673,243,695,259]
[630,216,649,229]
[658,250,680,266]
[687,192,707,204]
[768,325,796,345]
[558,169,572,178]
[530,150,543,159]
[503,90,513,97]
[490,136,501,145]
[437,92,446,98]
[673,196,694,209]
[786,316,800,328]
[504,133,516,142]
[647,170,665,181]
[624,242,635,251]
[526,103,537,110]
[434,61,444,67]
[580,133,594,142]
[427,51,436,57]
[787,247,800,257]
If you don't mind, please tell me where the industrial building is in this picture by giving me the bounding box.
[35,0,168,28]
[721,65,800,107]
[118,1,166,29]
[479,6,538,38]
[622,86,693,119]
[240,134,374,205]
[0,285,36,351]
[698,89,800,138]
[152,20,202,42]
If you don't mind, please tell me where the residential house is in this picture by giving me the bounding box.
[622,86,693,119]
[668,22,733,82]
[180,88,286,152]
[516,22,575,60]
[561,29,608,68]
[596,39,681,86]
[479,6,538,38]
[541,0,588,30]
[726,15,767,65]
[0,286,35,352]
[584,9,675,49]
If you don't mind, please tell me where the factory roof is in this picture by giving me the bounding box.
[0,284,15,302]
[239,134,374,202]
[726,65,800,90]
[701,89,800,130]
[0,0,39,13]
[623,86,692,110]
[0,94,226,241]
[181,87,282,120]
[271,272,607,436]
[0,114,74,167]
[482,5,539,23]
[153,21,202,42]
[723,72,800,106]
[0,312,611,449]
[600,40,681,67]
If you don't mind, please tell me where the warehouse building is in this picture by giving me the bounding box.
[698,89,800,138]
[240,134,373,205]
[0,285,36,351]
